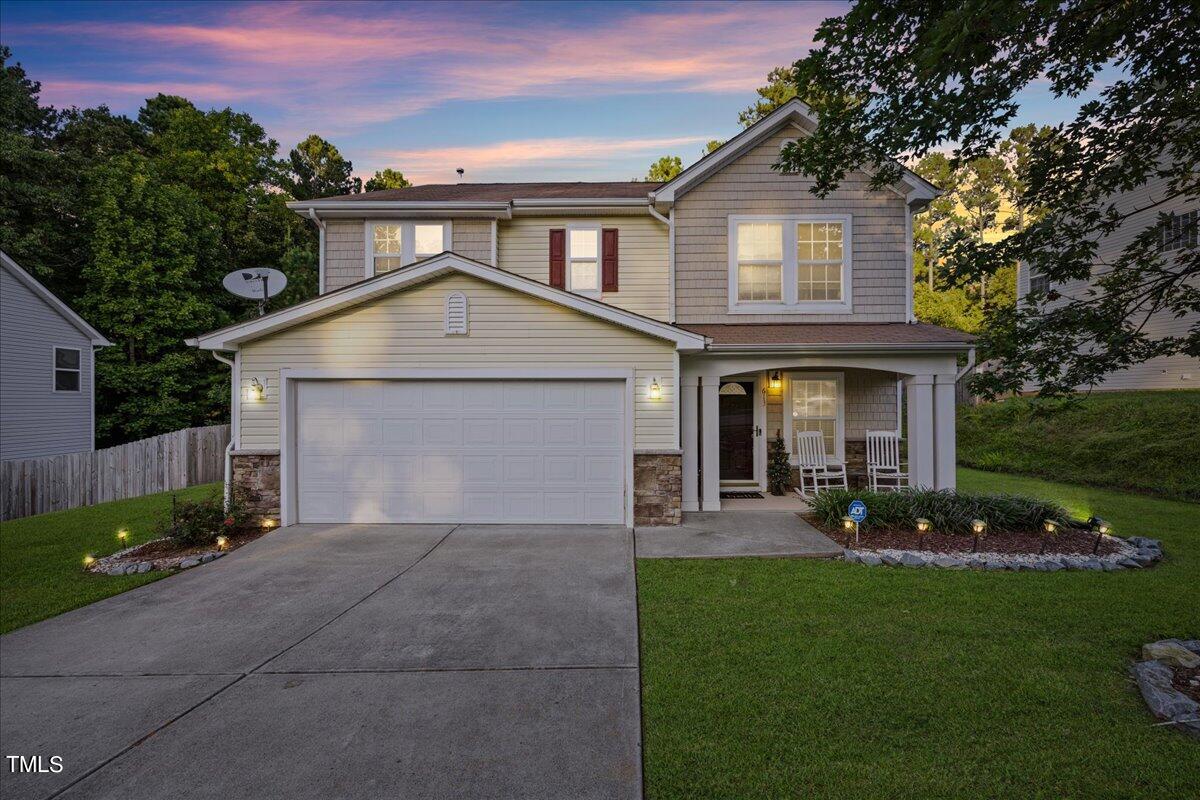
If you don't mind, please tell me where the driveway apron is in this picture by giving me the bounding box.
[0,523,641,800]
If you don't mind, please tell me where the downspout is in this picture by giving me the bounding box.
[307,208,326,294]
[955,346,977,382]
[212,351,237,508]
[647,205,674,322]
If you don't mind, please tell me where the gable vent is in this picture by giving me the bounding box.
[444,291,468,335]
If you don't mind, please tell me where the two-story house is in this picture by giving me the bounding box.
[1019,174,1199,392]
[188,100,973,527]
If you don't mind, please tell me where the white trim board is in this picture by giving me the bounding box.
[189,252,707,352]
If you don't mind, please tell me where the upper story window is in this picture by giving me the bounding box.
[568,225,601,295]
[1158,209,1197,252]
[1028,270,1050,296]
[367,221,452,276]
[728,215,852,314]
[53,347,81,392]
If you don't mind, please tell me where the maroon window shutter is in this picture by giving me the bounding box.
[549,228,566,289]
[601,228,619,292]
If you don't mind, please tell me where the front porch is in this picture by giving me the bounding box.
[680,350,961,512]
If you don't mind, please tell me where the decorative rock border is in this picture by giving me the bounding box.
[841,535,1163,572]
[1132,639,1200,739]
[89,539,226,576]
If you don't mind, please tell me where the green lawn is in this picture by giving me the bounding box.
[958,390,1200,501]
[638,468,1200,799]
[0,483,219,634]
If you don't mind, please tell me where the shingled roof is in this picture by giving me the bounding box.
[314,181,659,203]
[682,322,974,347]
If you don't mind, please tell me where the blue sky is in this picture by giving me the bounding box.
[1,0,1096,184]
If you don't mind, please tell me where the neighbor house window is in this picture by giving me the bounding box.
[786,373,843,461]
[1029,270,1050,296]
[54,347,81,392]
[568,226,600,294]
[729,216,851,313]
[367,221,451,276]
[1158,210,1197,252]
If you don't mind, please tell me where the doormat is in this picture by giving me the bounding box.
[720,491,764,499]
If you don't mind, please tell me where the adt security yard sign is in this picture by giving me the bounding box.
[846,500,867,544]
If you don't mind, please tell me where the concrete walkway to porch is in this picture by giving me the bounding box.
[635,511,841,559]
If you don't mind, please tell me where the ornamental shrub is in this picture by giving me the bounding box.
[809,488,1070,536]
[767,432,792,495]
[155,489,248,547]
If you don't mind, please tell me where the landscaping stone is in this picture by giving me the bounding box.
[859,552,883,567]
[200,553,215,564]
[843,549,860,563]
[931,555,966,569]
[1131,553,1157,567]
[1133,660,1200,720]
[1181,640,1200,655]
[1100,560,1122,571]
[1118,557,1141,568]
[1142,640,1200,669]
[899,552,926,568]
[839,534,1154,576]
[179,558,200,569]
[1042,560,1065,572]
[879,553,901,566]
[137,562,151,574]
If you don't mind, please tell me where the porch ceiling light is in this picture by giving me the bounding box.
[768,371,782,391]
[649,379,662,400]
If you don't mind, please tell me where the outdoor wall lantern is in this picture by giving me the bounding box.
[649,378,662,400]
[768,371,782,391]
[244,377,265,402]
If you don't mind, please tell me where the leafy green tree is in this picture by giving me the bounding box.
[779,0,1199,396]
[363,168,411,192]
[703,140,725,156]
[956,155,1009,304]
[912,152,963,291]
[81,153,229,442]
[738,66,797,127]
[647,155,683,182]
[283,133,359,200]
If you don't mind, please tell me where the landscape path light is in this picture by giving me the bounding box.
[116,529,129,545]
[1089,516,1111,554]
[82,554,96,569]
[1040,519,1059,554]
[915,517,931,549]
[216,535,229,551]
[970,519,987,552]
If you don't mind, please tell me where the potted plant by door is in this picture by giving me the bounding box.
[767,431,792,496]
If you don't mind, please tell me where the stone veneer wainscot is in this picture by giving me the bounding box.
[634,451,683,526]
[231,452,281,523]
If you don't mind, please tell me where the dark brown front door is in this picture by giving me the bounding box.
[719,382,755,480]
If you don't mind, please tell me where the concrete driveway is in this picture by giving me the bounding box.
[0,524,641,800]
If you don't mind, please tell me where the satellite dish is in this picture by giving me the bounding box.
[223,268,287,316]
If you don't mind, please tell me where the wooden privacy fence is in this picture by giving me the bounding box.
[1,424,230,521]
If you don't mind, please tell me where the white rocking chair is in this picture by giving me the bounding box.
[792,430,848,497]
[866,430,908,492]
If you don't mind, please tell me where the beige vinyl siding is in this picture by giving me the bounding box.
[497,216,670,321]
[452,219,493,263]
[324,220,366,292]
[674,126,909,324]
[1019,175,1200,391]
[322,219,495,293]
[765,368,898,443]
[238,274,676,450]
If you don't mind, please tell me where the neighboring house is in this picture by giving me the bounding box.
[1018,175,1199,391]
[189,99,972,527]
[0,251,112,460]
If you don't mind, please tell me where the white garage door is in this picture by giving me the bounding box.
[295,380,626,524]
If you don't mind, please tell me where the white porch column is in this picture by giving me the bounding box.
[700,375,721,511]
[681,375,700,512]
[933,373,957,490]
[905,374,935,489]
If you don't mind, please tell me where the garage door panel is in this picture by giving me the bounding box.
[296,380,625,524]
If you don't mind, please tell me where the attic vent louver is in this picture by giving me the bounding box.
[444,291,468,335]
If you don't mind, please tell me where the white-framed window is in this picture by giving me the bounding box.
[365,221,452,276]
[782,372,845,463]
[1158,209,1197,252]
[728,215,852,313]
[53,346,81,392]
[1028,270,1050,296]
[567,224,601,295]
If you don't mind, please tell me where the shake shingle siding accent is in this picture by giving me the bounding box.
[0,266,95,459]
[673,127,909,325]
[452,219,494,264]
[324,220,366,292]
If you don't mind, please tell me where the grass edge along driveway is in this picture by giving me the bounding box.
[638,468,1200,799]
[1,483,218,634]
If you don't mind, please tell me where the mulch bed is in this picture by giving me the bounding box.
[131,528,269,560]
[805,516,1121,557]
[1174,666,1200,704]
